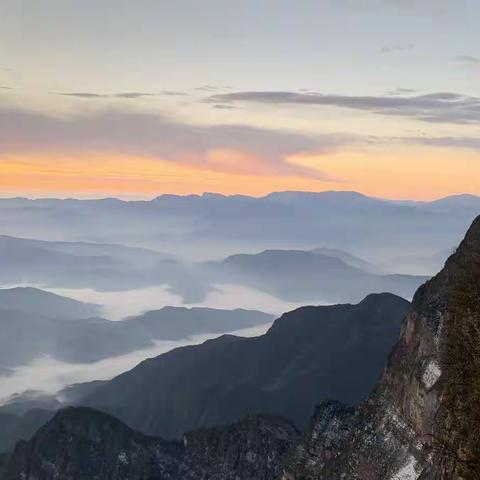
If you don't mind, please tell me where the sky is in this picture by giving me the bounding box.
[0,0,479,200]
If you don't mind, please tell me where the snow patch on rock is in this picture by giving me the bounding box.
[118,451,129,465]
[422,360,441,389]
[391,455,420,480]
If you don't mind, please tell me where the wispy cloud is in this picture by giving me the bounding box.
[407,136,480,150]
[380,43,415,54]
[213,104,237,110]
[208,90,480,125]
[387,88,417,96]
[0,106,352,179]
[195,85,220,92]
[456,55,480,65]
[57,92,156,99]
[161,91,187,96]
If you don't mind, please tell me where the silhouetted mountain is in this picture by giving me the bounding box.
[208,249,426,303]
[3,407,298,480]
[79,293,409,439]
[283,215,480,479]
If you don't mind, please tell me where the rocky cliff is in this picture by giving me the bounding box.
[283,215,480,479]
[2,407,298,480]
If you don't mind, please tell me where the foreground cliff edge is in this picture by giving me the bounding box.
[3,215,480,479]
[284,215,480,480]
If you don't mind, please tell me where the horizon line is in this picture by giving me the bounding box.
[0,189,479,204]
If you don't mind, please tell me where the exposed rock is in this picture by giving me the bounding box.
[2,407,298,480]
[283,215,480,479]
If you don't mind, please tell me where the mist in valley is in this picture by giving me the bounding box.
[0,322,272,402]
[0,192,476,412]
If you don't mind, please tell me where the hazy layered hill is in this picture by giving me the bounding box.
[0,235,177,291]
[0,287,99,320]
[0,287,272,367]
[310,247,379,273]
[1,192,479,262]
[206,249,426,303]
[0,234,427,306]
[79,293,410,439]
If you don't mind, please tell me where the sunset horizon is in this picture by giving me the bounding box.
[1,1,479,201]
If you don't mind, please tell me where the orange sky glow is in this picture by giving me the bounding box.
[1,146,478,200]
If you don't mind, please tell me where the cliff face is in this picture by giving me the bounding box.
[283,215,480,479]
[2,407,298,480]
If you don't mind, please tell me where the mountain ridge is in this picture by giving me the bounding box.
[78,292,409,439]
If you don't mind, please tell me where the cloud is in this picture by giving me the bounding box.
[195,85,220,92]
[213,104,237,110]
[0,86,13,90]
[456,55,480,65]
[208,90,480,125]
[0,106,350,179]
[161,91,187,96]
[387,88,417,96]
[380,43,415,54]
[113,92,156,99]
[57,92,156,99]
[407,136,480,150]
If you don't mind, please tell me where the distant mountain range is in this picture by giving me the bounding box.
[0,236,428,305]
[0,191,478,262]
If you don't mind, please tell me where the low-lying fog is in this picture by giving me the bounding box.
[14,283,308,320]
[0,322,272,402]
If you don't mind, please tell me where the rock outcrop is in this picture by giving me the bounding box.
[283,215,480,479]
[2,407,298,480]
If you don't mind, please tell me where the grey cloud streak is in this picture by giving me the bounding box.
[380,43,415,54]
[456,55,480,65]
[407,136,480,150]
[57,92,156,99]
[0,106,350,179]
[208,91,480,125]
